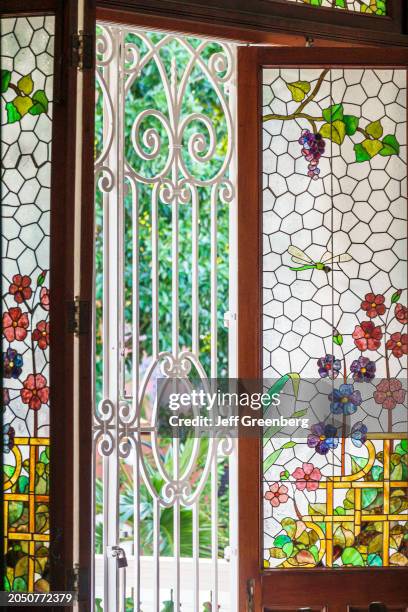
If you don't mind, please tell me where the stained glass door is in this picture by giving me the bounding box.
[238,47,408,612]
[1,0,95,602]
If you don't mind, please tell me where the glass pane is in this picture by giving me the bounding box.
[262,67,407,568]
[282,0,386,16]
[1,15,54,592]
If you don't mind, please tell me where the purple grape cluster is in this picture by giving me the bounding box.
[298,129,326,179]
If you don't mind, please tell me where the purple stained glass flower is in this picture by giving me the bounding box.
[3,348,23,379]
[299,130,326,180]
[307,422,339,455]
[350,421,368,448]
[350,356,376,382]
[317,354,341,379]
[329,383,362,415]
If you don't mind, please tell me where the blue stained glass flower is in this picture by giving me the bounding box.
[350,421,368,447]
[350,356,376,382]
[3,348,23,379]
[307,422,339,455]
[329,383,362,415]
[317,354,341,378]
[3,423,15,453]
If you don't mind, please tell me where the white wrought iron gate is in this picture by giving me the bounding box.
[93,23,237,612]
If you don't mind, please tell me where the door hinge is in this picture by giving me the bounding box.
[67,297,90,336]
[71,31,94,70]
[246,578,255,612]
[68,563,88,601]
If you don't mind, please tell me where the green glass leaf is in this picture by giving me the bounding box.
[333,333,343,346]
[308,503,326,516]
[282,441,296,449]
[1,69,12,93]
[274,534,291,548]
[281,517,296,538]
[28,89,49,115]
[161,601,174,612]
[319,120,346,145]
[354,142,371,162]
[379,134,400,156]
[391,289,402,304]
[286,81,311,103]
[368,553,382,566]
[341,546,364,566]
[371,465,384,481]
[12,577,27,592]
[351,455,368,474]
[17,74,34,95]
[395,439,408,454]
[366,119,383,139]
[334,506,346,515]
[282,541,294,556]
[14,95,33,117]
[322,103,344,123]
[343,115,358,136]
[263,448,283,472]
[362,138,383,158]
[5,101,21,124]
[362,488,378,508]
[8,501,24,524]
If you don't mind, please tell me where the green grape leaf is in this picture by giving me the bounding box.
[354,142,371,162]
[379,134,400,156]
[13,95,33,117]
[274,534,291,548]
[362,488,378,508]
[5,101,21,124]
[343,115,359,136]
[362,138,383,157]
[351,455,368,474]
[28,89,49,115]
[17,74,34,95]
[319,120,346,145]
[281,517,296,538]
[366,119,383,139]
[322,103,344,123]
[341,546,364,566]
[1,69,12,93]
[286,81,311,102]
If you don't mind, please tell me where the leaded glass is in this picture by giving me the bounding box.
[282,0,386,16]
[262,68,407,568]
[1,15,54,592]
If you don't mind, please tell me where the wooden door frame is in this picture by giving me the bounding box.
[237,45,408,611]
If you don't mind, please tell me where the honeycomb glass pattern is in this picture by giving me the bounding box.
[1,16,54,592]
[282,0,386,15]
[262,68,408,569]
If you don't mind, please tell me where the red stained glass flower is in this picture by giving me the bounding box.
[9,275,32,304]
[374,378,406,410]
[361,293,386,318]
[292,462,322,492]
[32,321,49,350]
[395,303,408,325]
[40,287,50,311]
[2,307,29,342]
[352,321,382,351]
[264,483,289,507]
[20,374,49,410]
[386,332,408,358]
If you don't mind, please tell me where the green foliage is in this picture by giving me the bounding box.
[286,81,311,102]
[1,70,49,123]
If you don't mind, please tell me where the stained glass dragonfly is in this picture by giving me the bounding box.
[288,246,352,273]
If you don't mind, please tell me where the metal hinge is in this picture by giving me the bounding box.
[71,31,94,70]
[67,297,90,336]
[246,578,255,612]
[68,563,88,600]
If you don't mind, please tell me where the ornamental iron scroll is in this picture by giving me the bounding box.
[93,24,236,611]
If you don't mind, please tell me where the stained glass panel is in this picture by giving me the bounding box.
[282,0,387,16]
[262,68,407,568]
[1,15,54,592]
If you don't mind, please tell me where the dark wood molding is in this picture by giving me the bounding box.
[96,0,408,46]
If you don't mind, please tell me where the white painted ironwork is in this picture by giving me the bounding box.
[93,23,237,611]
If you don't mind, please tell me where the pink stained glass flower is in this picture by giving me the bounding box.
[361,293,386,318]
[374,378,406,410]
[20,374,49,411]
[32,321,49,350]
[264,483,289,507]
[386,332,408,358]
[40,287,50,311]
[292,462,322,492]
[395,303,408,325]
[352,321,382,351]
[9,274,32,304]
[2,307,29,342]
